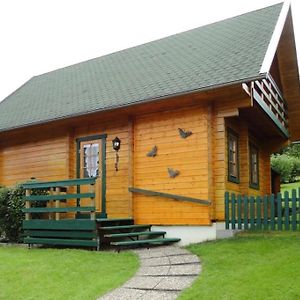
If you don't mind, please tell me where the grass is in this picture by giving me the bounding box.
[179,231,300,300]
[281,181,300,195]
[0,247,139,300]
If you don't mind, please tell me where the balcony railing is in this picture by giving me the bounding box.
[244,74,289,138]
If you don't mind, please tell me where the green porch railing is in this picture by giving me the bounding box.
[225,189,300,230]
[22,178,99,249]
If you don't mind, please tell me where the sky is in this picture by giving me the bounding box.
[0,0,299,102]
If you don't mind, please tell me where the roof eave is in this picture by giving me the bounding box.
[260,0,290,74]
[0,74,266,134]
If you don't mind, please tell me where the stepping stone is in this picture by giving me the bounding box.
[99,287,146,300]
[138,290,179,300]
[169,264,201,276]
[137,265,171,276]
[142,256,171,266]
[124,276,163,289]
[154,275,198,291]
[169,254,200,265]
[135,246,190,259]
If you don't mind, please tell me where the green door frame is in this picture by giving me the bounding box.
[76,134,107,218]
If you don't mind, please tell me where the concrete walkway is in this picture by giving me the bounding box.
[99,246,201,300]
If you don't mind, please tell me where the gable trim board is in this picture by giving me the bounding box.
[260,0,291,74]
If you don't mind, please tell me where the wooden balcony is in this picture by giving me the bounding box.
[243,74,289,138]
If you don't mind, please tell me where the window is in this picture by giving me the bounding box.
[249,144,259,188]
[228,130,239,183]
[83,143,99,178]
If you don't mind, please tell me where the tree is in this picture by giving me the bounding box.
[271,143,300,183]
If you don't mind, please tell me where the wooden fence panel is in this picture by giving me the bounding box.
[224,189,300,231]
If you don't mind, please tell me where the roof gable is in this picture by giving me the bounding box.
[0,3,284,132]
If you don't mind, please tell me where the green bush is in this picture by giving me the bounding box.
[271,154,300,183]
[0,185,24,242]
[0,184,48,243]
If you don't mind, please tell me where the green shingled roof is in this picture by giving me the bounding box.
[0,3,283,132]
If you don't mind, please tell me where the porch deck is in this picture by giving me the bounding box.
[22,178,180,249]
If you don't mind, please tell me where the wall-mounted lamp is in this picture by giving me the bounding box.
[112,137,121,171]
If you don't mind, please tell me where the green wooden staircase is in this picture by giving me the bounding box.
[97,218,180,249]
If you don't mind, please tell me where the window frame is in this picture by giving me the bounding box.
[249,143,259,189]
[227,129,240,184]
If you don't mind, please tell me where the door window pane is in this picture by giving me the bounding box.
[83,143,99,178]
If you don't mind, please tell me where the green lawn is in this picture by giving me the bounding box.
[0,247,139,300]
[179,231,300,300]
[281,181,300,195]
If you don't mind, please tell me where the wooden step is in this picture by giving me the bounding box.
[111,237,181,247]
[97,218,134,226]
[99,224,151,231]
[104,231,166,238]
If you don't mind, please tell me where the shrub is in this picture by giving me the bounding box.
[0,186,10,241]
[271,154,300,183]
[0,183,48,243]
[0,185,25,242]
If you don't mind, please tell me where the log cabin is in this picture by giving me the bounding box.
[0,2,299,246]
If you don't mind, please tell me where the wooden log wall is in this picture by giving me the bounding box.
[0,84,287,224]
[0,128,70,186]
[133,105,211,225]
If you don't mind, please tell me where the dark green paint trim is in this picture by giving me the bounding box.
[99,224,151,231]
[76,134,107,218]
[76,134,107,143]
[101,137,107,217]
[129,187,211,205]
[23,230,96,239]
[23,206,95,213]
[24,193,95,201]
[23,220,96,230]
[227,128,240,184]
[22,178,95,189]
[76,139,81,207]
[111,237,180,246]
[104,231,166,238]
[24,237,97,247]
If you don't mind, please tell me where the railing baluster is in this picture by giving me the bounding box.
[252,76,288,135]
[256,196,261,229]
[284,191,290,230]
[270,194,275,230]
[277,193,282,230]
[231,193,236,230]
[243,195,249,230]
[263,195,268,230]
[225,192,230,229]
[250,196,255,229]
[237,195,242,229]
[292,189,297,231]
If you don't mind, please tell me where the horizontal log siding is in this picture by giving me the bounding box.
[0,129,69,186]
[133,105,211,225]
[73,119,131,218]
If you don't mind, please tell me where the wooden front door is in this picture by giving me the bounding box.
[76,135,107,218]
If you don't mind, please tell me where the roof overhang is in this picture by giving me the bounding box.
[260,0,291,74]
